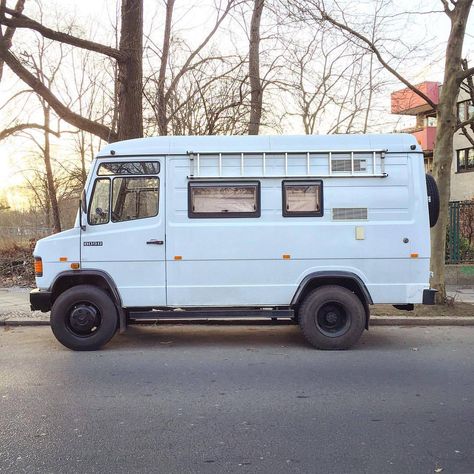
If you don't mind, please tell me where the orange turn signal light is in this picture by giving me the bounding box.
[410,253,419,258]
[34,257,43,277]
[70,263,80,270]
[174,256,182,261]
[282,254,291,260]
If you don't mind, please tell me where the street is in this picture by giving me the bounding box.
[1,325,474,474]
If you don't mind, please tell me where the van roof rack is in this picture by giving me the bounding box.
[187,149,388,179]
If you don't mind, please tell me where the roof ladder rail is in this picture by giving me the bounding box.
[187,149,388,179]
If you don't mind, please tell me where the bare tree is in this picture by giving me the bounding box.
[145,0,238,136]
[0,0,143,142]
[164,52,250,135]
[290,0,474,302]
[248,0,264,134]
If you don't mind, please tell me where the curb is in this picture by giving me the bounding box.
[0,319,50,326]
[370,316,474,326]
[2,317,474,327]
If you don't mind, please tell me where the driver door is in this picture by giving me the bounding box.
[81,158,166,308]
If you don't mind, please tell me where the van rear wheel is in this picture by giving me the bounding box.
[51,284,118,351]
[298,285,365,350]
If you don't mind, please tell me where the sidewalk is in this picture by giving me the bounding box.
[1,286,473,327]
[0,287,49,324]
[447,285,474,303]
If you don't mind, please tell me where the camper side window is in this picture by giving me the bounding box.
[188,182,260,218]
[282,180,323,217]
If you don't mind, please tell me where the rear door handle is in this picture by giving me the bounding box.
[146,239,164,245]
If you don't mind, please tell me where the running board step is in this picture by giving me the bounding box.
[128,309,294,320]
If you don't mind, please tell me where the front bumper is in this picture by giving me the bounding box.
[30,288,52,312]
[422,288,437,305]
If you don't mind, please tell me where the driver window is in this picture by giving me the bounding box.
[111,177,159,222]
[88,178,110,225]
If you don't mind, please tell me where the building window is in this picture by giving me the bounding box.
[424,115,437,127]
[188,182,260,218]
[457,100,474,123]
[282,180,323,217]
[457,147,474,172]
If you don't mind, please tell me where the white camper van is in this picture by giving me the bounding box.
[30,134,439,351]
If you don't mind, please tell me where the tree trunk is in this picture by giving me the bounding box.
[430,0,473,302]
[117,0,143,141]
[157,0,175,136]
[248,0,264,135]
[79,131,87,186]
[42,105,61,233]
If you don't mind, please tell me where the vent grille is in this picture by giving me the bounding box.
[331,159,367,172]
[332,208,368,220]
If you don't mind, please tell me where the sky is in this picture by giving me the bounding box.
[0,0,473,208]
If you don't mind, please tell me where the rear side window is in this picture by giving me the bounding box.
[112,177,159,222]
[188,182,260,218]
[282,180,323,217]
[88,178,110,225]
[98,161,160,175]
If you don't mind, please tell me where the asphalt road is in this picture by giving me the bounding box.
[1,325,474,474]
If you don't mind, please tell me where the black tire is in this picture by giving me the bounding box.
[426,174,439,228]
[298,285,366,350]
[51,284,118,351]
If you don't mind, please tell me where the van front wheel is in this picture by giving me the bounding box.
[298,285,365,350]
[51,285,118,351]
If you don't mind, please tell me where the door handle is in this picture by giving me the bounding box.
[146,239,164,245]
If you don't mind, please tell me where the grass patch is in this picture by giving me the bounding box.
[372,302,474,317]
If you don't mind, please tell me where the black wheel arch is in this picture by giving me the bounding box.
[50,270,127,333]
[291,271,372,328]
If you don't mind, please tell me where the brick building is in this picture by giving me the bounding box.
[391,81,473,201]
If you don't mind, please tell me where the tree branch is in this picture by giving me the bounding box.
[440,0,453,17]
[0,44,117,142]
[0,0,24,81]
[164,0,236,101]
[0,122,59,140]
[309,3,438,110]
[460,125,474,146]
[0,7,125,61]
[458,66,474,81]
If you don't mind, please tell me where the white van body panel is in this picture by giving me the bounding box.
[34,134,431,308]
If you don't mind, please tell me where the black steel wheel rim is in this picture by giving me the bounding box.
[66,301,101,337]
[316,302,350,337]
